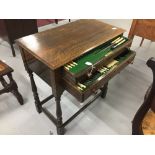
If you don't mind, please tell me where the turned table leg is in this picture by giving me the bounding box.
[56,96,65,135]
[100,83,108,98]
[50,69,65,135]
[27,70,42,113]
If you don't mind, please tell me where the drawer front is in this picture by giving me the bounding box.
[63,49,136,102]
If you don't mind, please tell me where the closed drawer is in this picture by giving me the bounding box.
[63,48,136,102]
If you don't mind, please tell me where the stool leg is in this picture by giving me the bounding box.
[0,77,10,94]
[8,73,24,105]
[0,76,8,87]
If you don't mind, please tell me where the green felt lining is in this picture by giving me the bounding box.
[79,51,132,91]
[66,36,128,74]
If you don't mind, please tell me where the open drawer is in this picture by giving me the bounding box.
[63,36,132,84]
[63,48,136,102]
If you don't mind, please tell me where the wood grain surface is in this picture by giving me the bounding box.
[129,19,155,41]
[16,19,125,70]
[0,64,5,71]
[0,60,13,76]
[142,110,155,135]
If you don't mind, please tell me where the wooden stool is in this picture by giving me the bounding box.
[0,60,23,105]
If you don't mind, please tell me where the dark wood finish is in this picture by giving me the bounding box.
[0,19,38,57]
[27,69,42,113]
[132,57,155,135]
[17,19,134,134]
[17,19,125,70]
[128,19,155,46]
[0,60,23,105]
[63,49,135,102]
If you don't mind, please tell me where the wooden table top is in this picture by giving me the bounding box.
[16,19,125,70]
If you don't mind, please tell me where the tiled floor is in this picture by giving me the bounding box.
[0,19,154,135]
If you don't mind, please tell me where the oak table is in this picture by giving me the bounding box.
[17,19,133,134]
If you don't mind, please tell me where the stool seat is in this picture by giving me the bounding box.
[142,110,155,135]
[0,60,13,76]
[132,57,155,135]
[0,60,23,105]
[0,63,5,71]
